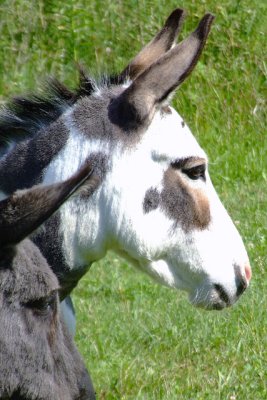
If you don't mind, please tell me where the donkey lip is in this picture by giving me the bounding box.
[201,299,231,311]
[199,300,227,311]
[210,301,227,311]
[189,286,234,310]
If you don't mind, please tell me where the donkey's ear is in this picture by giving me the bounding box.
[117,13,214,128]
[120,8,185,80]
[0,163,99,248]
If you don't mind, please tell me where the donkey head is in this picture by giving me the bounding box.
[0,165,96,399]
[46,9,251,310]
[110,10,251,309]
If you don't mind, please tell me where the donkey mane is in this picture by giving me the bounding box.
[0,68,123,148]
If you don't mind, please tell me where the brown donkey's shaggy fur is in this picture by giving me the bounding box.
[0,164,97,400]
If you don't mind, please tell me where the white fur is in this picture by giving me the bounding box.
[43,105,250,309]
[43,119,111,266]
[103,110,249,299]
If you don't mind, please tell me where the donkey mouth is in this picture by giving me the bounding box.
[206,301,230,311]
[192,298,231,311]
[189,283,235,310]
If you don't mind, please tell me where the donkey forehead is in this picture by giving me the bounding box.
[108,87,208,161]
[144,107,207,162]
[73,84,206,163]
[11,240,59,298]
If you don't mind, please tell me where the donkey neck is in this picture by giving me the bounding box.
[41,113,113,268]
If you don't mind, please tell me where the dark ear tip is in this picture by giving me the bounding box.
[165,8,186,27]
[204,13,216,24]
[196,13,215,39]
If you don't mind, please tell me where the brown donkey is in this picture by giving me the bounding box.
[0,164,97,399]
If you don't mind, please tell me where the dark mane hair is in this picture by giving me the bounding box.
[0,68,123,148]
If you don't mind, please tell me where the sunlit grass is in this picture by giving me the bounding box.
[0,0,266,398]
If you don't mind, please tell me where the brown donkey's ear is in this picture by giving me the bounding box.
[0,163,99,247]
[120,8,185,80]
[116,13,214,129]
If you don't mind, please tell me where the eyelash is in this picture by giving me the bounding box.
[182,165,206,181]
[25,293,57,316]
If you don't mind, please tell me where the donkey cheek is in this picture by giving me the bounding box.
[161,170,211,232]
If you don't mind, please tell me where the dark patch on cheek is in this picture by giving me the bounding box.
[143,187,160,213]
[161,169,211,231]
[78,152,108,200]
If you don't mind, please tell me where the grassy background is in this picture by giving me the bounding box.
[0,0,266,398]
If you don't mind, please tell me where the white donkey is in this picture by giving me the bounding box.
[0,9,251,318]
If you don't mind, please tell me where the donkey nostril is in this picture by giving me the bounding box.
[234,263,251,296]
[245,264,252,282]
[214,284,230,305]
[236,277,247,297]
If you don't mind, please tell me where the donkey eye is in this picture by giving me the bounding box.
[182,164,206,181]
[25,293,57,316]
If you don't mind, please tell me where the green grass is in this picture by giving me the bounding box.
[0,0,266,398]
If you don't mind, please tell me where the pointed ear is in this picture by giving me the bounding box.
[0,163,99,248]
[115,13,214,129]
[120,8,186,80]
